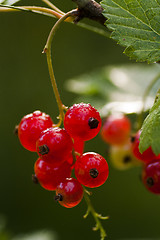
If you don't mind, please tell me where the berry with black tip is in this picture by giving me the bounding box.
[75,152,109,188]
[64,103,101,141]
[142,159,160,194]
[36,127,73,164]
[109,141,141,170]
[55,178,83,208]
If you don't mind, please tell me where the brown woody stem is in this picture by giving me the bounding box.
[72,0,106,25]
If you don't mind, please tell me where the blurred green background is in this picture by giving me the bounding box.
[0,0,160,239]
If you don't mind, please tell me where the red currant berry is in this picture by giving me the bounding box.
[131,131,156,163]
[101,114,131,146]
[75,152,109,188]
[142,160,160,194]
[18,110,53,151]
[36,127,73,164]
[55,178,83,208]
[34,158,72,191]
[64,103,102,141]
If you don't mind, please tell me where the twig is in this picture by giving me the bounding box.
[72,0,106,25]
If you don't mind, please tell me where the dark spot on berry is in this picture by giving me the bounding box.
[55,193,63,202]
[88,117,99,129]
[146,177,154,187]
[123,155,131,163]
[89,168,99,178]
[14,125,19,136]
[32,174,39,184]
[38,144,49,155]
[130,135,135,143]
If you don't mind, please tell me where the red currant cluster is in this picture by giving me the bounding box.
[100,114,160,195]
[16,103,109,208]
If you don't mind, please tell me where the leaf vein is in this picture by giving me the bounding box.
[108,0,160,37]
[155,0,160,7]
[108,21,153,33]
[117,34,160,43]
[135,0,150,25]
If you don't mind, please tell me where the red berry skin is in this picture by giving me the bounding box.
[36,127,73,165]
[101,114,131,146]
[142,160,160,194]
[64,103,102,141]
[131,131,156,163]
[73,137,84,155]
[34,158,72,191]
[75,152,109,188]
[18,111,53,152]
[67,138,84,165]
[55,178,83,208]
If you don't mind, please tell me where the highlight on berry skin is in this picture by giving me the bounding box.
[64,103,102,141]
[75,152,109,188]
[55,178,84,208]
[17,110,53,152]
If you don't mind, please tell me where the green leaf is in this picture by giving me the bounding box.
[139,91,160,155]
[0,0,21,5]
[101,0,160,63]
[65,63,160,115]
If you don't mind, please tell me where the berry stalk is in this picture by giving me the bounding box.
[41,0,65,15]
[0,4,110,38]
[83,189,109,240]
[0,4,63,18]
[43,10,78,126]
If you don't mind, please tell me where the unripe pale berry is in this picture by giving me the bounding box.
[109,141,141,170]
[18,110,53,152]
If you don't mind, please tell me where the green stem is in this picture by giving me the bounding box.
[83,190,109,240]
[0,5,110,39]
[41,0,65,15]
[137,72,160,130]
[0,4,63,18]
[43,9,78,125]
